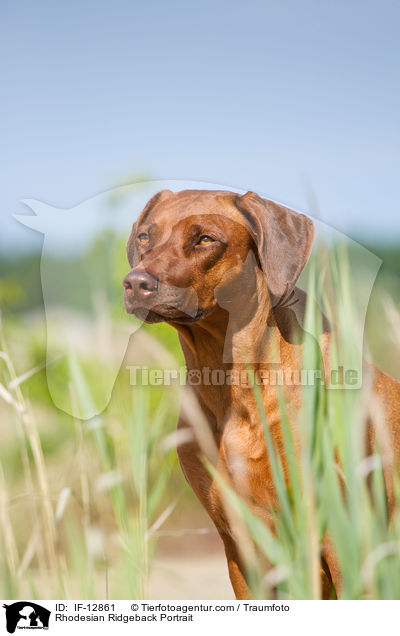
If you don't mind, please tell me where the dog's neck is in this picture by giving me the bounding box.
[172,267,298,425]
[175,266,275,369]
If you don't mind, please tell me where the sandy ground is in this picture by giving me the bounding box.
[148,520,234,599]
[149,553,234,599]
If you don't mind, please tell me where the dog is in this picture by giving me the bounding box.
[123,189,400,599]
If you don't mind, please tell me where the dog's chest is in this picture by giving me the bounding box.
[180,383,300,537]
[208,407,285,533]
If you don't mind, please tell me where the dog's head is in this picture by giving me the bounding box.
[123,189,314,325]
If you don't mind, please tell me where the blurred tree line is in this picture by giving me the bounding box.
[1,239,400,315]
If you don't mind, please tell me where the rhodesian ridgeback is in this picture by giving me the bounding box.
[123,189,400,599]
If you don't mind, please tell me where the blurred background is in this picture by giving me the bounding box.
[0,0,399,598]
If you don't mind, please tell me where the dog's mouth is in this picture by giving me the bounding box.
[124,298,204,324]
[166,309,206,324]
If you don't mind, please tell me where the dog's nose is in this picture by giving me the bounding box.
[123,270,159,297]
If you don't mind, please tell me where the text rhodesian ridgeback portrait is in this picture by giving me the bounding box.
[123,189,400,599]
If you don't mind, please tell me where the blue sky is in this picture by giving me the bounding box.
[1,0,399,253]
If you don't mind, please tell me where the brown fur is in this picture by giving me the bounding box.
[123,189,400,599]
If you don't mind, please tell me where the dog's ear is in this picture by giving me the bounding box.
[235,191,314,300]
[126,190,173,266]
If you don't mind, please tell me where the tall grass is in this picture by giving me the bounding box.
[0,314,180,599]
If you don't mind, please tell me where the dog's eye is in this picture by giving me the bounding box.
[137,233,149,244]
[197,235,215,246]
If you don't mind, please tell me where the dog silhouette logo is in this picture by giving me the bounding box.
[2,602,50,633]
[13,181,381,417]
